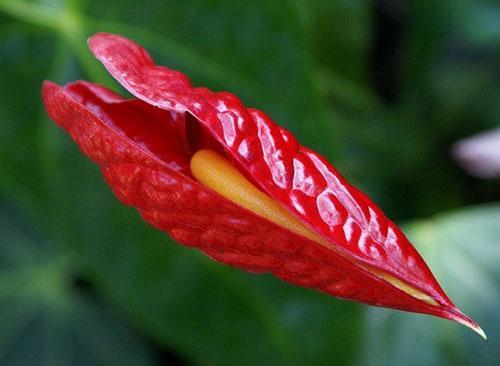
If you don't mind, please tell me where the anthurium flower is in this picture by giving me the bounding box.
[42,33,485,338]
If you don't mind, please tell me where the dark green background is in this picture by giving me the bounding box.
[1,0,499,365]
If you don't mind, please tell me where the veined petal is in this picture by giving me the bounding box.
[41,80,446,311]
[41,33,484,336]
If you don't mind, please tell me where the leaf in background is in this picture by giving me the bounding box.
[0,208,158,366]
[450,0,500,46]
[357,204,500,366]
[303,0,373,90]
[0,18,55,209]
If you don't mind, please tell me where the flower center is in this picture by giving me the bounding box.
[190,149,326,243]
[190,149,437,306]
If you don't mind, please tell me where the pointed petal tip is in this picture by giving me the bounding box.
[454,316,487,340]
[446,307,487,340]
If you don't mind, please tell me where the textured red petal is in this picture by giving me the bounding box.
[58,80,190,174]
[41,33,483,335]
[42,80,440,309]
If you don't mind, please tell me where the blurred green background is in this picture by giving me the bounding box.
[1,0,500,365]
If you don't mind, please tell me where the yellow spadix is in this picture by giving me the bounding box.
[190,149,438,306]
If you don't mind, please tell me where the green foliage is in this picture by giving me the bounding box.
[0,213,158,365]
[0,0,499,365]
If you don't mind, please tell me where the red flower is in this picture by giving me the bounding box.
[42,33,484,338]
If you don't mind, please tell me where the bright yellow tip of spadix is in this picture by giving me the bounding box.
[190,149,437,306]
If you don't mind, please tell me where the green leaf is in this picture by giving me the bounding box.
[450,0,500,46]
[0,210,158,366]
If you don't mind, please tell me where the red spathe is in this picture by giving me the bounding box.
[42,32,483,336]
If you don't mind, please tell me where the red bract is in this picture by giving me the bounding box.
[42,32,484,338]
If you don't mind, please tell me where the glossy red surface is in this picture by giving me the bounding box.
[42,32,481,332]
